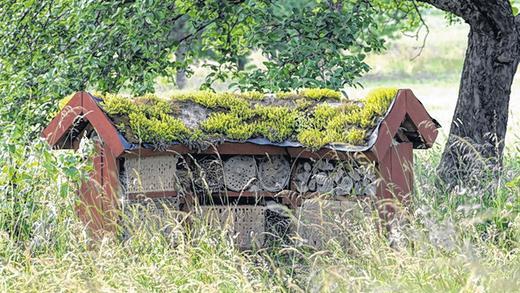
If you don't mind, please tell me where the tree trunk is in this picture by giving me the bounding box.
[175,45,187,89]
[237,55,247,71]
[437,23,520,188]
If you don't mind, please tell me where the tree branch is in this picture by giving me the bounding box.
[472,0,515,35]
[416,0,476,21]
[177,18,217,44]
[419,0,516,35]
[410,0,430,60]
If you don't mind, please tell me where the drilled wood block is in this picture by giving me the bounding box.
[223,156,258,192]
[293,198,374,248]
[124,155,180,193]
[197,205,266,249]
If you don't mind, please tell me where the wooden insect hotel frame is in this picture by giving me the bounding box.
[42,89,439,247]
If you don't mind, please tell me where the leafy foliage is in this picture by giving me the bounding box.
[0,135,92,248]
[231,1,419,91]
[0,0,420,136]
[511,0,520,16]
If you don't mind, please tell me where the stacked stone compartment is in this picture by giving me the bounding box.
[291,157,378,197]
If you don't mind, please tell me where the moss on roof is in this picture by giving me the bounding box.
[83,87,398,149]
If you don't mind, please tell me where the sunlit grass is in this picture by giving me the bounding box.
[0,136,518,292]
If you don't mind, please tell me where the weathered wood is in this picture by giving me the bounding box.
[291,158,377,197]
[257,155,291,192]
[315,172,334,193]
[193,156,225,193]
[223,156,258,192]
[293,161,312,193]
[334,176,353,196]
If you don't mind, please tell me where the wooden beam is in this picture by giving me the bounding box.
[42,92,83,147]
[41,91,126,158]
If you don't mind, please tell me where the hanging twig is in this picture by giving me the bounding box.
[410,0,430,60]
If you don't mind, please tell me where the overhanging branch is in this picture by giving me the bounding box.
[415,0,475,21]
[472,0,515,34]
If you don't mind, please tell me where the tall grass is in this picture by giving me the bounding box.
[0,132,518,292]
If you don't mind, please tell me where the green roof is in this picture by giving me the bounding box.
[85,87,398,149]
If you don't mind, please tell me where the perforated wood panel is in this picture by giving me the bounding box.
[121,197,183,240]
[293,198,372,247]
[198,205,266,248]
[223,156,258,192]
[124,155,180,193]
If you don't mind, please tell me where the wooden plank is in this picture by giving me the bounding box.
[77,144,105,233]
[376,145,395,220]
[371,90,407,162]
[127,190,277,199]
[405,90,439,147]
[124,143,288,157]
[42,92,83,147]
[286,148,353,160]
[124,144,370,162]
[390,143,413,204]
[127,191,178,200]
[101,145,121,233]
[221,191,278,198]
[376,142,414,220]
[82,92,126,157]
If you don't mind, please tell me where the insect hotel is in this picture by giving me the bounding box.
[43,88,439,247]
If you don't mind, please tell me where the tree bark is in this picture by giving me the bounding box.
[237,55,247,71]
[430,1,520,189]
[175,45,187,89]
[438,27,519,188]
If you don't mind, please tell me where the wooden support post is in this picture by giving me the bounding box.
[101,145,121,233]
[77,143,105,233]
[376,142,413,221]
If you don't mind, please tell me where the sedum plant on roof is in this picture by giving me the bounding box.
[90,87,398,149]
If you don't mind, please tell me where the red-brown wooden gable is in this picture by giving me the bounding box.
[42,92,125,157]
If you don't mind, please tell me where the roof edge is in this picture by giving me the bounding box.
[43,89,439,160]
[368,89,440,161]
[42,91,126,157]
[42,92,83,147]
